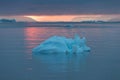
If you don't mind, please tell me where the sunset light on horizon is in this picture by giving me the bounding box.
[0,14,120,22]
[24,15,113,22]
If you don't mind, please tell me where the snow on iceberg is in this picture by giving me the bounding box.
[32,34,90,54]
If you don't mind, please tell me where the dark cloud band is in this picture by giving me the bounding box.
[0,0,120,16]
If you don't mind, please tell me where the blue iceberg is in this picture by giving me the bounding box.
[32,34,90,54]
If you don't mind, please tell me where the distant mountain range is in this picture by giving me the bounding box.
[0,19,16,23]
[0,19,120,24]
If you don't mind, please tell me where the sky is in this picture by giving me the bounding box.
[0,0,120,22]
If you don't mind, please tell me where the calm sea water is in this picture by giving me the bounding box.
[0,24,120,80]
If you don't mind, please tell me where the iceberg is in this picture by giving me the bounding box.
[32,34,90,54]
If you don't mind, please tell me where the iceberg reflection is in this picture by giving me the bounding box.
[33,52,89,72]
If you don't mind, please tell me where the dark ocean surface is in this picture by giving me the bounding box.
[0,24,120,80]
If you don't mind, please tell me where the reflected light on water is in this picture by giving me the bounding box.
[24,27,44,72]
[24,27,52,60]
[24,27,47,50]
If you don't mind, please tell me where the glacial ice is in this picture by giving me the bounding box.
[32,34,90,54]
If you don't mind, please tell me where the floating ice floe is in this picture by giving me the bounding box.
[32,34,90,54]
[64,24,73,28]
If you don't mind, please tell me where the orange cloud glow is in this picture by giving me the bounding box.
[25,15,113,22]
[25,15,77,22]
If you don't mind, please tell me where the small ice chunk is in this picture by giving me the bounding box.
[64,24,73,27]
[32,34,90,54]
